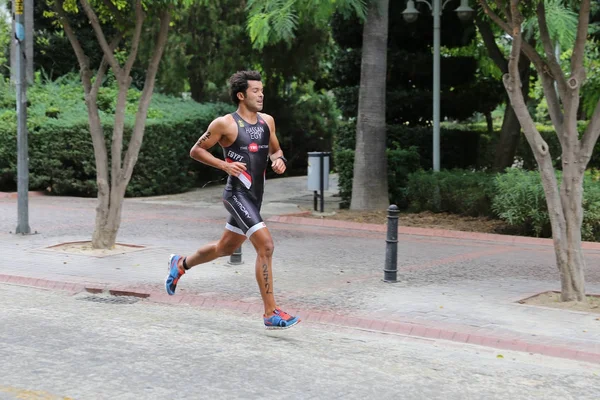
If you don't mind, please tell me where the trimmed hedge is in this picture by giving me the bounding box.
[334,146,421,208]
[334,120,487,171]
[406,169,496,217]
[514,121,600,170]
[0,78,233,196]
[405,168,600,242]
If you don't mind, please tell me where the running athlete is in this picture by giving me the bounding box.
[165,70,300,330]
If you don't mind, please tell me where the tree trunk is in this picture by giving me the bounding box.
[556,162,586,301]
[350,0,389,210]
[492,51,531,172]
[490,0,594,302]
[485,111,493,134]
[492,99,521,170]
[188,63,205,102]
[476,14,534,172]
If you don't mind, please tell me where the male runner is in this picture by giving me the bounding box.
[165,70,300,330]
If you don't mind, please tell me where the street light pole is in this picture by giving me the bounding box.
[14,0,31,235]
[432,0,441,172]
[402,0,473,172]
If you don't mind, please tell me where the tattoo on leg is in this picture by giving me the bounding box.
[262,264,271,294]
[195,131,212,147]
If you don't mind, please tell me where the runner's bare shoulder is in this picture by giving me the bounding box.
[216,114,239,147]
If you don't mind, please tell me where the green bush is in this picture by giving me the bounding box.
[406,169,496,217]
[333,149,354,208]
[334,146,421,208]
[492,169,550,237]
[514,122,600,170]
[492,168,600,241]
[333,120,487,171]
[0,76,233,196]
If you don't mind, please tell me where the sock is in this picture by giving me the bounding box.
[182,256,190,270]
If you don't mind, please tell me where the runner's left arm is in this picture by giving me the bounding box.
[264,114,286,174]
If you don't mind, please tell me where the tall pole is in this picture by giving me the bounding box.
[14,0,31,235]
[432,0,441,172]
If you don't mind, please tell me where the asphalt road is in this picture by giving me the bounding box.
[1,284,598,400]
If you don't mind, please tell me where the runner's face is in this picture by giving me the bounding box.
[242,80,264,112]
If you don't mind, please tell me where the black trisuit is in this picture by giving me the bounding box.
[221,112,271,237]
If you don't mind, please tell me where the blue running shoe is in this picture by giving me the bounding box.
[264,308,300,330]
[165,254,185,295]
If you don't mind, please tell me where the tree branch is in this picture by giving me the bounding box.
[123,9,173,182]
[124,0,145,77]
[581,100,600,160]
[91,34,122,99]
[539,70,565,142]
[479,0,512,35]
[52,0,91,91]
[479,0,546,73]
[536,1,567,94]
[571,0,591,83]
[80,0,123,79]
[475,14,508,73]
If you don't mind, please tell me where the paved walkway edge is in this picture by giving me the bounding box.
[0,191,45,199]
[2,273,599,365]
[268,215,600,250]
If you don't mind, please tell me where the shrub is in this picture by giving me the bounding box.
[492,168,600,241]
[333,120,487,171]
[334,146,421,208]
[514,122,599,170]
[492,169,550,237]
[406,169,496,216]
[0,76,233,196]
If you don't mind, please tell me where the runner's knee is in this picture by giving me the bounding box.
[257,240,274,258]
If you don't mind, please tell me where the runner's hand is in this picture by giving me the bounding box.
[224,162,247,177]
[272,158,286,174]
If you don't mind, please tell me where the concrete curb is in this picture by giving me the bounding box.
[267,216,600,250]
[3,273,599,365]
[0,191,46,199]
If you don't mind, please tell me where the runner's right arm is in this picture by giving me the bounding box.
[190,117,246,176]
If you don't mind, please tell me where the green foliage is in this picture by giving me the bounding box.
[334,146,421,208]
[333,149,354,208]
[276,81,341,172]
[334,120,487,170]
[492,169,550,237]
[514,122,600,170]
[492,169,600,241]
[0,2,9,76]
[0,77,233,196]
[401,168,600,241]
[245,0,367,50]
[522,0,579,51]
[406,170,496,217]
[328,2,504,126]
[582,170,600,242]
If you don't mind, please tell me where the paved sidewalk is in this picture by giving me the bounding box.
[1,175,600,364]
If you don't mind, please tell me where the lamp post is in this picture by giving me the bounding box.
[13,0,31,235]
[402,0,474,172]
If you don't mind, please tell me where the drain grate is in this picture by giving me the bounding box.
[78,295,139,305]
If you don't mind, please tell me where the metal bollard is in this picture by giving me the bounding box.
[383,204,400,282]
[228,246,243,265]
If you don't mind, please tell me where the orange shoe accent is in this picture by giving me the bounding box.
[275,308,293,320]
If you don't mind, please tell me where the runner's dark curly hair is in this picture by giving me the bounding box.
[229,70,262,105]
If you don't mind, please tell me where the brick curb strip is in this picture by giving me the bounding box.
[2,273,599,365]
[267,216,600,250]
